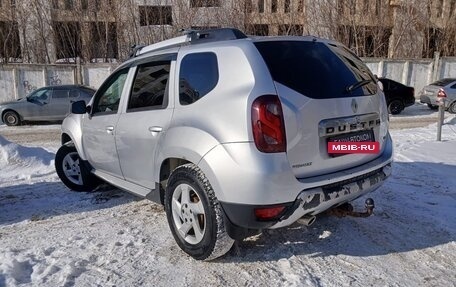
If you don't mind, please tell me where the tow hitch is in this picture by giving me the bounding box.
[328,198,375,218]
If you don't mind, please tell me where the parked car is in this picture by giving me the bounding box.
[55,28,393,261]
[420,78,456,113]
[378,78,415,114]
[0,85,95,126]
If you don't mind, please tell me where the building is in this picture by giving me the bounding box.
[0,0,455,64]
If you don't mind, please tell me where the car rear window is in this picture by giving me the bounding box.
[254,41,377,98]
[81,88,96,96]
[430,78,456,87]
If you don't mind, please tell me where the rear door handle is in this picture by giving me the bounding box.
[149,126,163,133]
[106,126,114,134]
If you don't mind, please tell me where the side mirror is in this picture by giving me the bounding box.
[71,100,89,114]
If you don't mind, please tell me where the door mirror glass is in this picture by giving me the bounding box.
[71,100,88,114]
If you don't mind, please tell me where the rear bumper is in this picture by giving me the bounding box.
[270,163,391,228]
[420,95,437,105]
[215,135,393,232]
[220,163,391,231]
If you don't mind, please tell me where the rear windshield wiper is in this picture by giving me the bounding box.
[345,79,374,93]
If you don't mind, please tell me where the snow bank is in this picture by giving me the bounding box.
[0,116,455,286]
[0,135,55,181]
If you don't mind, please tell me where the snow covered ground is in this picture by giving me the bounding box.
[0,113,455,287]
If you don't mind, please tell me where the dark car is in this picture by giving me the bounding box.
[0,85,95,126]
[379,78,415,114]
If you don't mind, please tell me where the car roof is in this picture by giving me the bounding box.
[429,78,456,86]
[119,28,344,68]
[41,85,95,90]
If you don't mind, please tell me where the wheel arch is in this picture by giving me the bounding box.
[1,109,22,122]
[155,125,223,203]
[158,157,192,204]
[60,114,87,160]
[61,133,72,145]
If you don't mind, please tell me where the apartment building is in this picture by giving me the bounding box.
[0,0,454,63]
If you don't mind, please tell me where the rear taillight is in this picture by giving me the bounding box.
[437,88,447,98]
[251,95,286,153]
[254,205,286,221]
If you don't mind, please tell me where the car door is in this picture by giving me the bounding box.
[49,88,70,120]
[82,68,130,178]
[115,55,175,189]
[22,88,53,120]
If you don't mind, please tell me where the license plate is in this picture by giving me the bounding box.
[328,130,375,156]
[328,130,375,143]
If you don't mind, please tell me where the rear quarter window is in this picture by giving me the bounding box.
[254,41,377,98]
[52,90,69,99]
[179,52,218,105]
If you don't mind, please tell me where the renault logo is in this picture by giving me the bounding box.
[351,99,358,114]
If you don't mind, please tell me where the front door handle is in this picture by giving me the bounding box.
[106,126,114,134]
[149,126,163,133]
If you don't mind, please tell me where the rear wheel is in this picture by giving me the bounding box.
[55,144,100,191]
[2,111,21,126]
[388,100,404,115]
[165,163,234,261]
[427,103,438,110]
[449,102,456,114]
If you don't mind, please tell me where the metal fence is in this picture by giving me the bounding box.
[0,54,455,102]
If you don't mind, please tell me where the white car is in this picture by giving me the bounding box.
[55,28,392,260]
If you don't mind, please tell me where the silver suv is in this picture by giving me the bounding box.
[55,28,393,261]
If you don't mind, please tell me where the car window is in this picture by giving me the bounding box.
[127,61,171,112]
[81,88,96,97]
[451,84,456,89]
[254,41,377,98]
[53,89,69,99]
[179,52,218,105]
[28,89,51,104]
[92,69,129,115]
[69,90,80,98]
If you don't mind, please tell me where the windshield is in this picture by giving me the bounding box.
[254,41,377,98]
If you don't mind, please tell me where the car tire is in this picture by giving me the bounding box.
[449,102,456,114]
[427,103,439,110]
[2,111,21,126]
[388,100,404,115]
[55,143,100,192]
[165,163,234,261]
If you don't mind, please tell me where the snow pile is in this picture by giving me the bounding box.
[0,116,455,286]
[0,135,55,181]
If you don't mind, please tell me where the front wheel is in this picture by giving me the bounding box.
[388,100,404,115]
[165,163,234,261]
[55,144,100,192]
[2,111,21,126]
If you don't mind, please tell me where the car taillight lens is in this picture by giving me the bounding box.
[251,95,286,153]
[437,89,447,98]
[254,205,286,221]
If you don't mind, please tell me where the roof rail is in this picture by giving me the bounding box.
[132,28,247,58]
